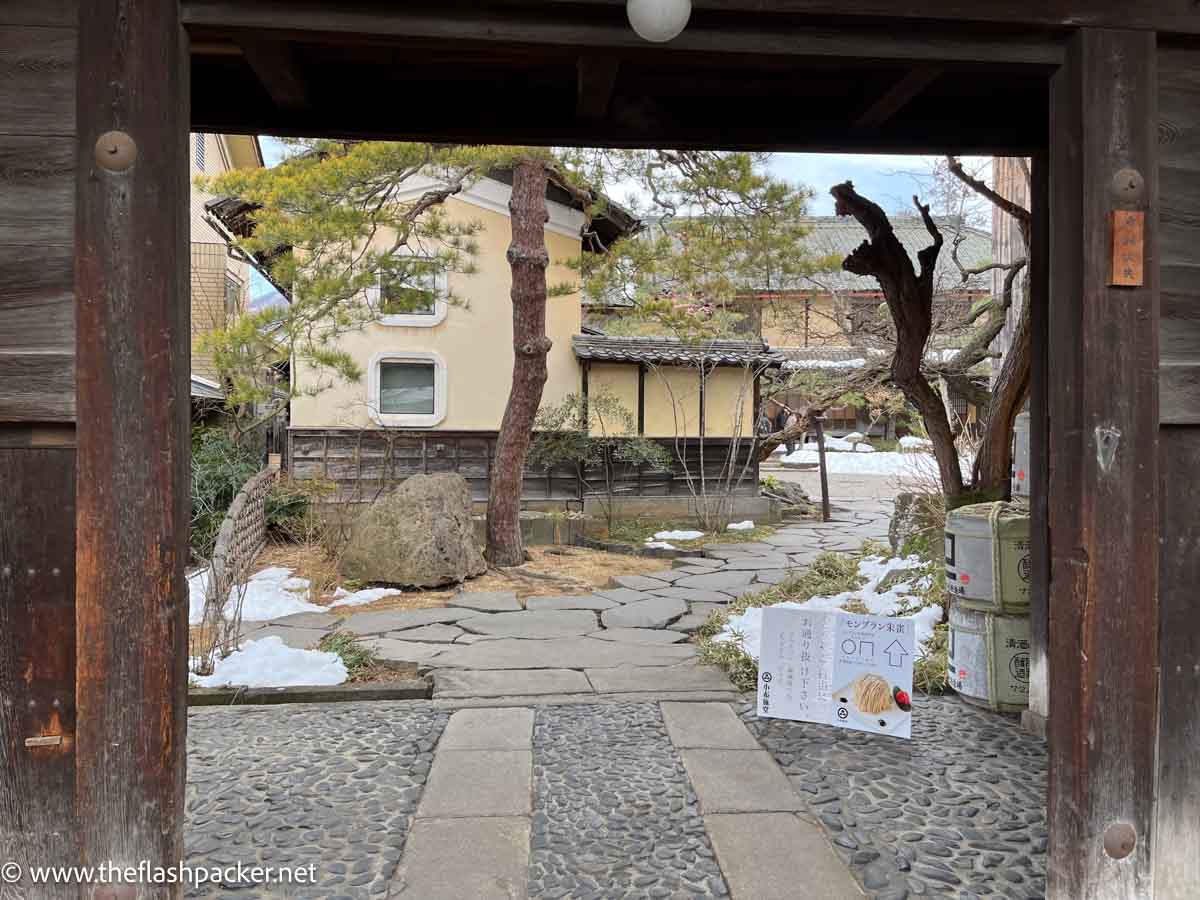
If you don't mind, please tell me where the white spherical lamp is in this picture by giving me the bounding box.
[626,0,692,43]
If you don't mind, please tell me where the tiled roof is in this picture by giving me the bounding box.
[572,334,785,368]
[191,374,225,401]
[585,215,993,306]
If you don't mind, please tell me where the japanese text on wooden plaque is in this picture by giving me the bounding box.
[1110,210,1144,287]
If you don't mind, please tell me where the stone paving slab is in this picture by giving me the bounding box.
[609,573,673,591]
[362,638,449,664]
[680,749,804,814]
[674,556,723,568]
[439,707,534,750]
[417,749,533,818]
[385,623,464,643]
[449,591,523,612]
[702,542,777,556]
[653,586,737,605]
[270,611,343,629]
[460,608,599,639]
[343,606,481,634]
[433,668,593,698]
[661,702,761,750]
[432,637,696,670]
[754,569,793,585]
[590,627,689,645]
[674,570,759,592]
[525,594,617,611]
[717,556,792,571]
[600,595,688,629]
[706,813,864,900]
[591,587,652,605]
[668,612,714,633]
[241,625,327,649]
[585,662,734,694]
[391,816,530,900]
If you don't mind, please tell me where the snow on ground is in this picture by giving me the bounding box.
[782,358,867,370]
[900,435,933,451]
[654,529,705,541]
[643,541,677,550]
[191,636,347,688]
[782,448,971,477]
[329,586,404,608]
[727,520,755,531]
[188,566,325,625]
[714,553,944,661]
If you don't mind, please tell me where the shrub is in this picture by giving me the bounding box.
[190,427,263,561]
[914,624,950,694]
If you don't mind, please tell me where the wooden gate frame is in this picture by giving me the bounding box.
[2,2,1196,898]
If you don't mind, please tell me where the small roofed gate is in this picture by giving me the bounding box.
[0,2,1198,898]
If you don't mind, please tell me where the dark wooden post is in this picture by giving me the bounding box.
[0,3,80,895]
[75,0,191,894]
[813,415,831,522]
[1047,28,1159,899]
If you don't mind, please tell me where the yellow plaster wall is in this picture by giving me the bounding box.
[760,295,851,349]
[586,363,639,436]
[290,197,583,430]
[704,367,756,436]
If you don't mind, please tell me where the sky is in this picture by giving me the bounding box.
[250,139,988,305]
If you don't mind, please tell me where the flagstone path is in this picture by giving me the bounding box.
[240,498,893,701]
[185,499,1049,900]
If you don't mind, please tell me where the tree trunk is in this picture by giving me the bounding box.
[487,159,551,566]
[972,276,1032,495]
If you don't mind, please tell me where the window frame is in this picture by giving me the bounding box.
[375,262,449,328]
[367,350,447,428]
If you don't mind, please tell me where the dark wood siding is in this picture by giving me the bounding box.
[289,429,760,506]
[1154,45,1200,900]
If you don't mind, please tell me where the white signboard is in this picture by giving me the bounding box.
[757,607,916,739]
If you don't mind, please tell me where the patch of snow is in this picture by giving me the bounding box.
[853,443,876,453]
[654,529,705,541]
[329,586,405,608]
[803,437,856,452]
[843,431,865,443]
[643,541,677,550]
[782,449,972,477]
[899,435,933,451]
[727,520,755,531]
[191,636,347,688]
[236,567,323,621]
[783,358,867,370]
[715,553,942,663]
[187,568,211,625]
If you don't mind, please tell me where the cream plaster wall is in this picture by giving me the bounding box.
[586,363,639,436]
[290,196,583,430]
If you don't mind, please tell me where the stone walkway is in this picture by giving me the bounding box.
[241,498,893,702]
[191,500,1048,899]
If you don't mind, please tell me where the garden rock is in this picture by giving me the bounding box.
[340,473,486,588]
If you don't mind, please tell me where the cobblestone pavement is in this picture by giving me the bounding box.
[185,703,447,899]
[740,694,1048,900]
[529,704,727,899]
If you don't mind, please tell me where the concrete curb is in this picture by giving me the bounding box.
[188,678,431,706]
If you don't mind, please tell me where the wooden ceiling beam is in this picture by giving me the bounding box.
[854,65,942,130]
[237,38,309,108]
[576,55,620,120]
[181,2,1066,66]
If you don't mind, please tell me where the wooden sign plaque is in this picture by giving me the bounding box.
[1110,210,1145,287]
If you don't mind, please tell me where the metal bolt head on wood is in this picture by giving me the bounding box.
[94,130,137,172]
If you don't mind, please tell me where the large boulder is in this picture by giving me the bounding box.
[341,474,486,588]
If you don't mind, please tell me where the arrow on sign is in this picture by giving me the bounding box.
[885,640,909,667]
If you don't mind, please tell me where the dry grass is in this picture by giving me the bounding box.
[251,540,674,614]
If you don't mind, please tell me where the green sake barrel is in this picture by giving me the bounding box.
[947,601,1031,713]
[944,500,1031,614]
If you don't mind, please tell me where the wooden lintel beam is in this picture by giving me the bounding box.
[181,2,1066,67]
[854,65,942,131]
[576,55,620,121]
[238,38,308,109]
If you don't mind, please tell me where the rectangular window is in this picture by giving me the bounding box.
[379,362,436,415]
[380,271,437,317]
[195,134,206,171]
